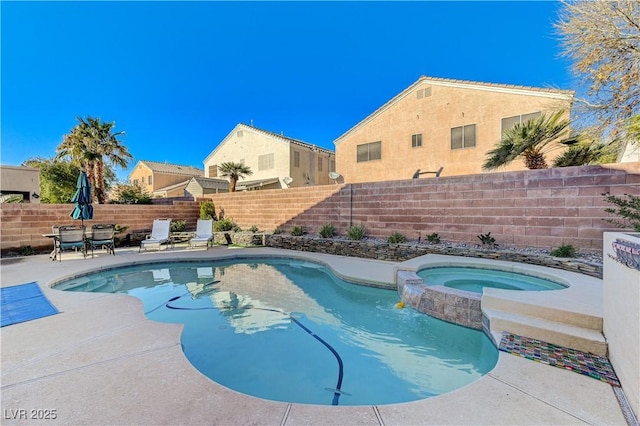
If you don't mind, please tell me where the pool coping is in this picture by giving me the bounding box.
[0,247,629,425]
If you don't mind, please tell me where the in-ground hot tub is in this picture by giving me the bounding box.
[417,266,567,294]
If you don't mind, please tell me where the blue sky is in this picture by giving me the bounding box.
[2,1,572,181]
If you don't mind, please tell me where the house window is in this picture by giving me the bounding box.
[258,153,274,170]
[148,175,152,185]
[357,141,382,162]
[451,124,476,150]
[141,176,145,184]
[501,112,541,135]
[412,134,422,148]
[416,87,432,99]
[133,179,139,185]
[317,157,323,171]
[209,165,217,177]
[329,159,336,172]
[237,130,243,137]
[294,151,300,167]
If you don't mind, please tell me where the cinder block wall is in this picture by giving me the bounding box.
[0,201,199,252]
[1,163,638,253]
[203,163,639,251]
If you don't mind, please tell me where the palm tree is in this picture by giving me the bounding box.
[483,111,581,170]
[218,162,253,192]
[57,117,131,203]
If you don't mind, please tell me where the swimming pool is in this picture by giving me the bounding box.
[54,257,498,406]
[417,266,567,294]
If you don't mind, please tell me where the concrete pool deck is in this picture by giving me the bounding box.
[0,246,629,425]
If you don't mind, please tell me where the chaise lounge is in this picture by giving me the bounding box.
[140,219,171,252]
[189,219,214,249]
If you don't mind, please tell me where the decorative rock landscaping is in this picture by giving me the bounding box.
[266,235,603,278]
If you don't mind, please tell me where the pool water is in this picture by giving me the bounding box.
[54,258,498,406]
[418,266,566,294]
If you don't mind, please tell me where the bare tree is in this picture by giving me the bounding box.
[556,1,640,144]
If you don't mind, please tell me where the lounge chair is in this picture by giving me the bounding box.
[189,219,213,249]
[55,225,86,261]
[87,224,116,257]
[140,219,171,252]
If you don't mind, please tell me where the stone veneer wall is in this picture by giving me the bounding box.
[266,235,603,278]
[204,163,639,252]
[398,271,483,329]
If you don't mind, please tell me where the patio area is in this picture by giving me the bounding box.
[0,246,630,425]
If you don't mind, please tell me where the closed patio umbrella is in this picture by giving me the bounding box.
[70,170,93,226]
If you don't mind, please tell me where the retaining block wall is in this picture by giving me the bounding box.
[1,163,638,254]
[0,202,199,253]
[205,163,639,251]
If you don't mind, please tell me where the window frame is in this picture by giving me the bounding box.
[412,133,422,148]
[501,111,542,135]
[450,124,476,150]
[356,141,382,163]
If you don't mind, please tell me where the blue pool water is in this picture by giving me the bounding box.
[54,258,498,406]
[418,266,566,294]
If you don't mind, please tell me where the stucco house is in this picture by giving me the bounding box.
[203,123,335,189]
[128,160,204,197]
[334,76,575,183]
[0,165,41,203]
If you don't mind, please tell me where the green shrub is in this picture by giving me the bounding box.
[18,245,35,256]
[110,183,152,204]
[477,232,498,247]
[170,220,186,232]
[388,232,406,244]
[273,226,282,235]
[291,226,304,236]
[248,225,259,233]
[603,193,640,231]
[550,244,577,258]
[319,223,336,238]
[426,232,441,244]
[347,224,366,240]
[214,218,234,232]
[200,200,217,220]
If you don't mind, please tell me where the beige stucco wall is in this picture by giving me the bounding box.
[603,232,640,419]
[204,125,334,188]
[335,79,573,183]
[288,145,334,186]
[204,127,291,188]
[0,165,41,203]
[129,163,196,195]
[129,162,154,193]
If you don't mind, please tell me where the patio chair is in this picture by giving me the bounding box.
[140,219,171,252]
[55,225,86,261]
[87,224,116,258]
[189,219,213,249]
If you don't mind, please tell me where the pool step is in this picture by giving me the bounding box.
[482,294,602,331]
[482,308,607,356]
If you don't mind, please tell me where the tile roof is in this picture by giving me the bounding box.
[152,179,191,193]
[139,160,204,176]
[237,124,335,155]
[190,176,230,190]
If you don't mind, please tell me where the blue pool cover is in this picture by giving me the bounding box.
[1,282,59,327]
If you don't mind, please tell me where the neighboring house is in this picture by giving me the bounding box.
[203,123,335,190]
[128,160,204,196]
[334,75,575,183]
[184,176,230,197]
[0,165,41,203]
